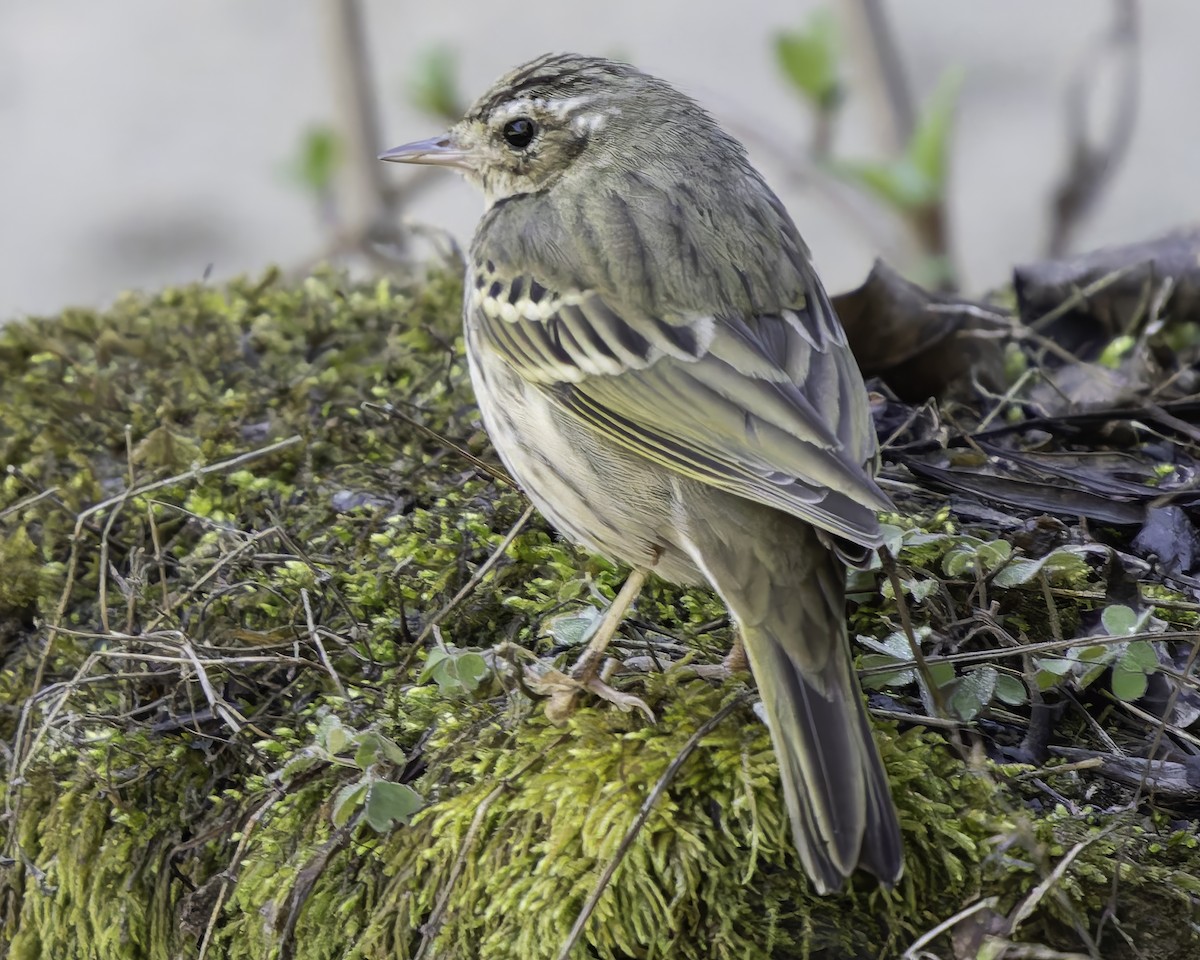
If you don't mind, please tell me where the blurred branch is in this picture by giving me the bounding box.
[321,0,402,246]
[843,0,916,152]
[1046,0,1140,258]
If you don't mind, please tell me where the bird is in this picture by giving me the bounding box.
[380,53,903,893]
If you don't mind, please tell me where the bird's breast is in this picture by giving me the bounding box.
[464,326,704,584]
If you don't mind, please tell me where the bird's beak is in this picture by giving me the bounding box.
[378,134,472,170]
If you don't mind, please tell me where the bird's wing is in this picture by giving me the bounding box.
[467,269,891,548]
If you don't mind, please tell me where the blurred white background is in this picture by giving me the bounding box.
[2,0,1197,319]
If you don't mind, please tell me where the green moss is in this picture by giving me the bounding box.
[2,270,1198,960]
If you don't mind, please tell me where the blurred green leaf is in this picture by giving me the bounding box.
[906,67,964,196]
[548,606,602,647]
[1099,334,1136,369]
[774,10,841,108]
[410,46,464,122]
[284,126,343,195]
[834,67,963,213]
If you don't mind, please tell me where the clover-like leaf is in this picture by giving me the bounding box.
[317,714,352,756]
[421,645,490,696]
[1101,604,1141,636]
[991,546,1090,588]
[947,665,998,721]
[547,606,602,648]
[332,778,368,827]
[994,674,1029,706]
[1034,657,1075,691]
[1111,663,1149,702]
[943,539,1011,577]
[363,781,424,833]
[353,731,407,771]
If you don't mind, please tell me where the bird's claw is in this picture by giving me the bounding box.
[524,659,655,725]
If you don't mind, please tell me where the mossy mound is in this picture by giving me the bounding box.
[1,271,1198,959]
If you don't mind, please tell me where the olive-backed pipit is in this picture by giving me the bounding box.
[381,53,903,893]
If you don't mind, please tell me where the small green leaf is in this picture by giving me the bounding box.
[353,732,392,771]
[977,540,1012,570]
[881,576,939,602]
[833,67,963,213]
[548,607,602,647]
[1036,657,1075,676]
[859,626,932,661]
[835,159,934,212]
[1034,657,1075,690]
[1099,334,1136,369]
[941,539,1011,577]
[421,646,489,696]
[285,127,343,194]
[927,660,956,689]
[947,665,998,721]
[409,46,463,122]
[452,652,488,692]
[363,781,424,832]
[1102,604,1140,636]
[332,779,368,827]
[860,653,915,690]
[774,11,841,107]
[991,546,1090,587]
[280,750,325,783]
[994,674,1028,706]
[377,734,408,766]
[318,715,352,755]
[1111,664,1148,702]
[1122,639,1159,672]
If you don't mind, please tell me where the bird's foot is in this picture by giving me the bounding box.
[524,657,654,725]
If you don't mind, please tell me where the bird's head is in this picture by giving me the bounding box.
[380,53,740,207]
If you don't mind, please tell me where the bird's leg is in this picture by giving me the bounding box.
[537,567,654,725]
[570,566,649,682]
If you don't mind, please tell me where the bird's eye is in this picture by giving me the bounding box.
[502,117,537,150]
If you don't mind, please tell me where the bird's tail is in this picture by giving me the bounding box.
[742,615,904,892]
[695,515,904,893]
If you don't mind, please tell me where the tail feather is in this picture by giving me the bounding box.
[746,630,902,892]
[687,508,904,893]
